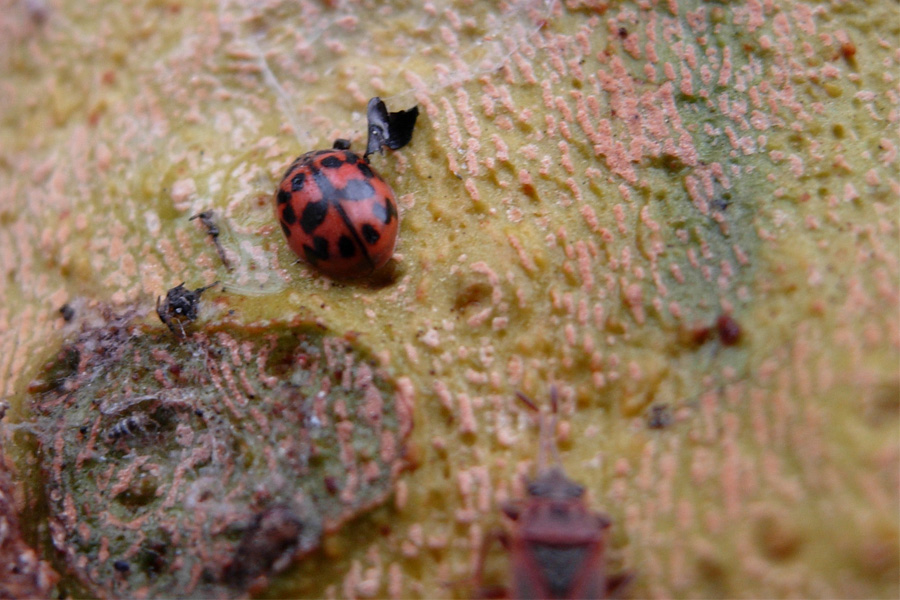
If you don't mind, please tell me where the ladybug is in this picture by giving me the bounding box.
[275,141,400,279]
[275,98,418,279]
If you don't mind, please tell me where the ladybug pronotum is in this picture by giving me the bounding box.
[275,146,400,279]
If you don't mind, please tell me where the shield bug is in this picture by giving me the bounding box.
[477,388,632,599]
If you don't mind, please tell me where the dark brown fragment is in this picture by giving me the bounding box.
[190,210,231,270]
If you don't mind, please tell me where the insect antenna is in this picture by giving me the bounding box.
[546,385,563,469]
[515,386,562,474]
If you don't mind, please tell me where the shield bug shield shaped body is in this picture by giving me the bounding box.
[480,389,632,599]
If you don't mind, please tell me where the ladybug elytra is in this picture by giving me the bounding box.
[275,98,417,279]
[275,145,400,278]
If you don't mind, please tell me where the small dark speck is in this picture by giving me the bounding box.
[618,27,628,38]
[712,200,728,211]
[717,314,742,346]
[59,303,75,322]
[647,404,673,429]
[113,560,130,573]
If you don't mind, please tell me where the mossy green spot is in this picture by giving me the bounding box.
[22,313,412,598]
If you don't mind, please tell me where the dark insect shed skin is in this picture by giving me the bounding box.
[189,210,231,270]
[156,281,218,338]
[365,96,419,158]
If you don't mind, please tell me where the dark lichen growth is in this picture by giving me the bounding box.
[20,311,412,598]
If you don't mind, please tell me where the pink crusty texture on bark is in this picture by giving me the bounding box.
[0,0,897,598]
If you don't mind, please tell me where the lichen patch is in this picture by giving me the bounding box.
[18,310,412,598]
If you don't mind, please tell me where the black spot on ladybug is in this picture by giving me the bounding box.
[321,155,343,169]
[300,201,329,234]
[290,173,306,191]
[304,237,330,262]
[277,189,291,204]
[281,202,297,225]
[344,152,359,165]
[311,167,340,202]
[371,201,394,225]
[361,224,380,245]
[280,221,292,238]
[342,179,375,201]
[356,162,374,179]
[338,236,356,258]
